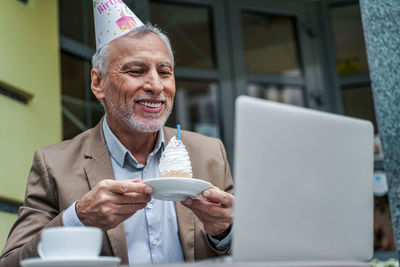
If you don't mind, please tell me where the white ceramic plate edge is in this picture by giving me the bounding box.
[21,256,120,266]
[143,177,211,201]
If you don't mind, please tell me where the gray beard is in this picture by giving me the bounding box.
[104,91,172,133]
[122,106,171,133]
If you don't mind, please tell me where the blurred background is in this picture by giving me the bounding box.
[0,0,394,260]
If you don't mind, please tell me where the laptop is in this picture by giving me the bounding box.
[232,96,374,263]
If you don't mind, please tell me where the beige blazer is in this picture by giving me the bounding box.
[0,120,233,267]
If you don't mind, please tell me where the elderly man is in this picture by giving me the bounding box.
[0,24,234,266]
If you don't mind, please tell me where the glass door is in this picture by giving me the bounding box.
[149,0,235,160]
[59,0,103,140]
[227,0,324,109]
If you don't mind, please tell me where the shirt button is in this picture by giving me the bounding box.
[147,203,153,209]
[152,239,158,245]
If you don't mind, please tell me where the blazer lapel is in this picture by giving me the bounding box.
[84,119,129,263]
[164,127,195,261]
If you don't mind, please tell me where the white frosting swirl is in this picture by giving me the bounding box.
[159,136,192,174]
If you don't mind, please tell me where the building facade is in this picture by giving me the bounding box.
[0,0,392,258]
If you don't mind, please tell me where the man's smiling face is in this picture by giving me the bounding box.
[98,32,175,133]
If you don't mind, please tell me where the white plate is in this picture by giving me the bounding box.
[143,177,211,201]
[20,256,120,267]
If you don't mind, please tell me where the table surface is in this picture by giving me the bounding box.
[120,261,371,267]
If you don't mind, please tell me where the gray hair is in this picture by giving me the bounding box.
[91,23,174,76]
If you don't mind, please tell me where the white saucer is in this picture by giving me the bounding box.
[143,177,211,201]
[21,256,120,267]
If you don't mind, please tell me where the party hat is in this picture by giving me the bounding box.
[93,0,144,50]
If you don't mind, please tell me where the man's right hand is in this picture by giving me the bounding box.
[75,178,153,230]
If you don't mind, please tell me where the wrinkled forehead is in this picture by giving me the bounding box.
[108,32,173,64]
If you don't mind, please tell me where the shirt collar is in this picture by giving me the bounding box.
[102,116,165,168]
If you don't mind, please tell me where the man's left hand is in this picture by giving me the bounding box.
[181,185,234,239]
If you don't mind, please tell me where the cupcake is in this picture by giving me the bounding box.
[159,136,193,178]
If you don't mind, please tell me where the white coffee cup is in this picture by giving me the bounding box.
[37,227,102,259]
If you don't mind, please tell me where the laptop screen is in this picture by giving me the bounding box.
[233,96,373,262]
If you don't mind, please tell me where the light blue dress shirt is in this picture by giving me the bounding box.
[62,118,232,264]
